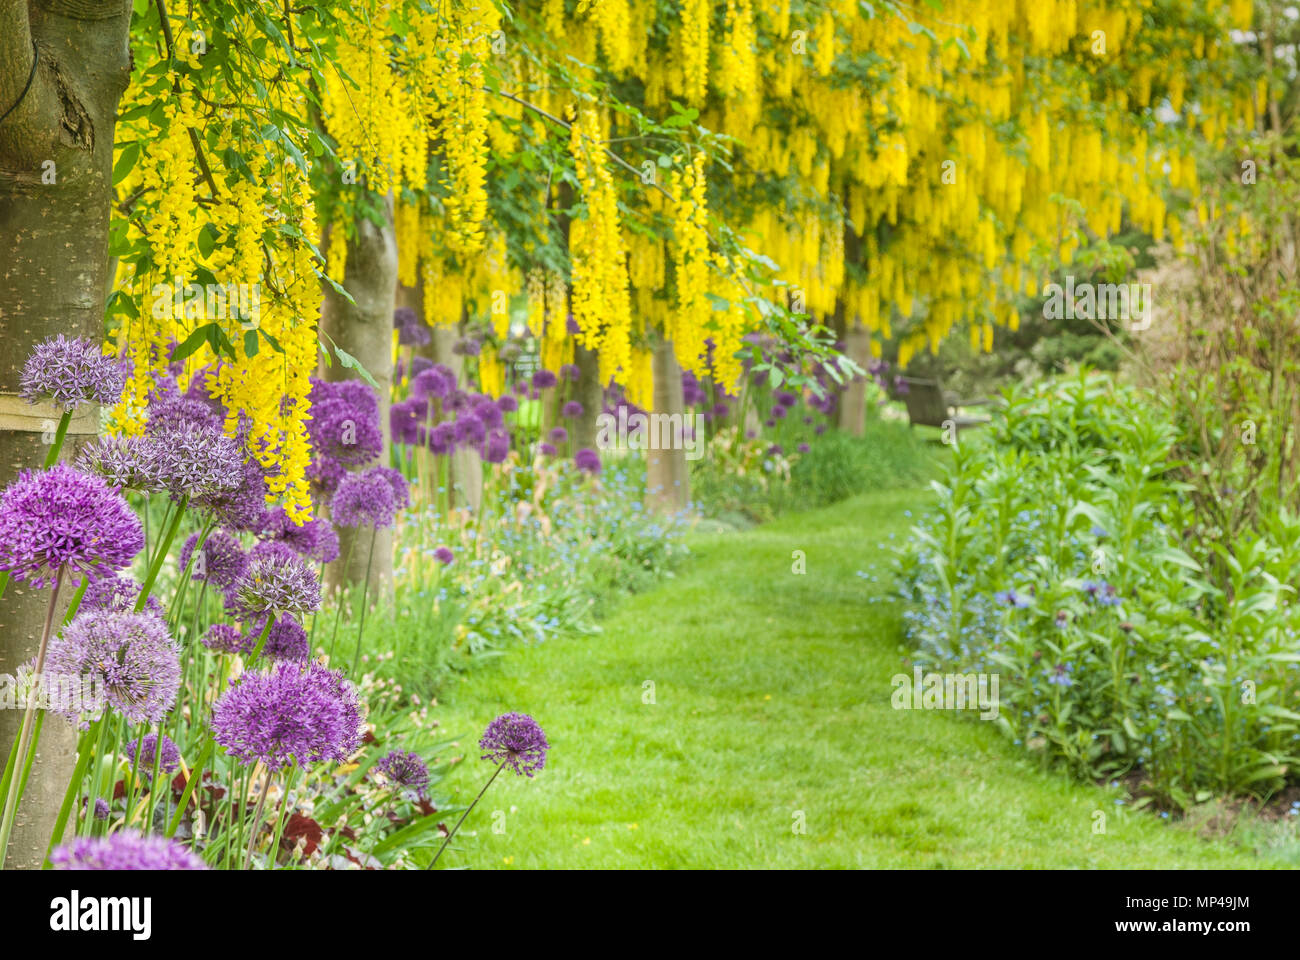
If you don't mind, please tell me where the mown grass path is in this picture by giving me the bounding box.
[430,489,1262,868]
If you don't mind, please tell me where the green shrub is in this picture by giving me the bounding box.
[897,369,1300,809]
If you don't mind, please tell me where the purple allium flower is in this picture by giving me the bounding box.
[145,392,224,434]
[374,749,430,799]
[766,443,784,456]
[75,435,160,491]
[128,732,181,779]
[148,422,245,499]
[331,469,398,529]
[179,530,248,590]
[433,546,454,566]
[230,551,322,617]
[390,399,423,446]
[497,394,518,413]
[411,368,451,401]
[92,798,110,821]
[393,306,417,330]
[797,442,810,453]
[211,662,363,771]
[538,442,557,457]
[561,401,584,419]
[548,426,568,445]
[45,611,180,723]
[0,464,143,588]
[202,623,248,655]
[532,370,557,390]
[565,316,581,335]
[452,336,482,357]
[246,613,309,662]
[513,381,528,396]
[453,413,486,447]
[775,390,798,408]
[398,319,432,347]
[199,451,273,533]
[473,398,504,429]
[82,574,164,618]
[429,421,456,455]
[559,363,580,382]
[771,405,787,420]
[574,448,601,476]
[482,430,510,464]
[49,831,207,870]
[20,335,127,411]
[410,356,434,378]
[814,423,826,436]
[764,418,776,428]
[262,510,340,565]
[892,375,910,396]
[712,402,730,418]
[371,466,411,511]
[479,712,549,777]
[306,378,383,495]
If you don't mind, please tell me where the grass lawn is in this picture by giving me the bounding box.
[427,488,1274,868]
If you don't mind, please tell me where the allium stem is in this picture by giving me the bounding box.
[0,564,64,869]
[246,614,277,665]
[350,527,378,679]
[327,536,358,665]
[43,410,72,469]
[166,735,212,839]
[138,495,188,608]
[428,760,506,869]
[267,764,298,870]
[244,770,272,870]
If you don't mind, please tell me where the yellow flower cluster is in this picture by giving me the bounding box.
[417,0,500,254]
[567,108,633,386]
[679,0,710,105]
[478,342,505,397]
[667,153,711,377]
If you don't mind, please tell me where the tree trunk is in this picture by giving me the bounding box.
[646,340,690,513]
[0,0,133,868]
[428,325,482,513]
[837,323,870,437]
[319,199,398,599]
[570,343,604,452]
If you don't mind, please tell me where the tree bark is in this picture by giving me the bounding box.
[319,199,398,599]
[570,344,604,452]
[645,340,690,513]
[837,322,870,437]
[0,0,133,868]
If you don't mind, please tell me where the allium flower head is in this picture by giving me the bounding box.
[374,749,430,799]
[371,466,411,510]
[45,610,181,723]
[559,363,580,382]
[398,320,432,347]
[479,712,549,777]
[179,530,248,590]
[20,335,126,411]
[497,394,518,413]
[332,468,398,529]
[75,435,160,491]
[0,465,143,588]
[538,442,557,457]
[247,613,310,662]
[212,662,363,770]
[482,430,509,464]
[230,551,322,617]
[531,370,557,390]
[149,423,244,499]
[411,368,451,401]
[49,832,207,870]
[198,452,273,533]
[202,623,247,655]
[453,412,486,446]
[262,509,340,564]
[306,378,383,494]
[429,421,456,456]
[82,574,164,618]
[433,546,454,565]
[146,392,224,434]
[561,400,584,419]
[548,426,568,445]
[128,732,181,778]
[574,448,601,476]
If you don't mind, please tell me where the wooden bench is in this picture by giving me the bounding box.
[894,377,993,436]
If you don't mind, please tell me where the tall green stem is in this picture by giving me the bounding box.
[428,761,506,869]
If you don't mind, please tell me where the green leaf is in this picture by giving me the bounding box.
[171,323,219,364]
[112,143,140,186]
[243,329,259,358]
